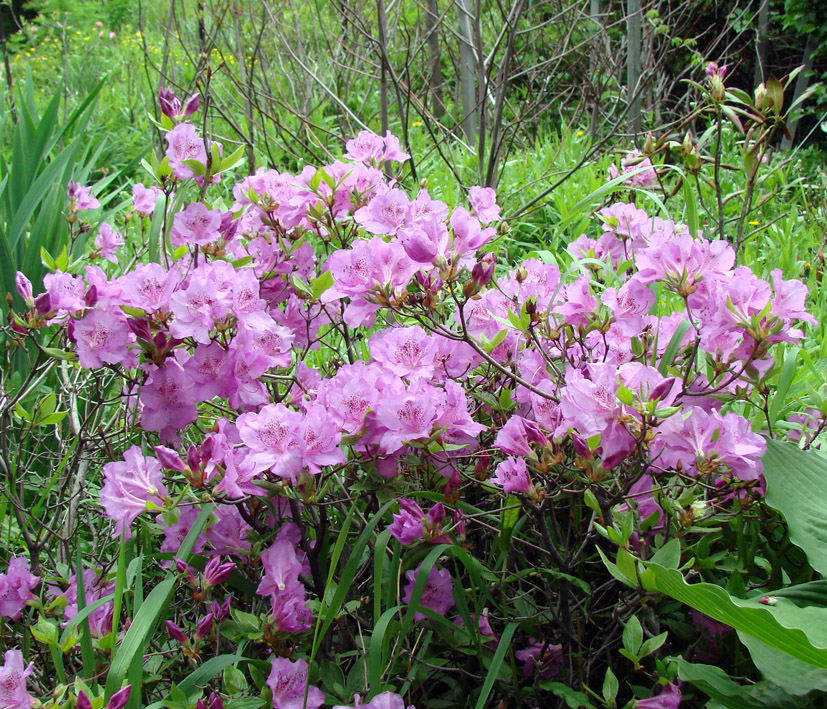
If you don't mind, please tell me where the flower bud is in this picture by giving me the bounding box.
[471,260,494,287]
[194,613,213,640]
[127,318,152,341]
[158,88,181,119]
[76,692,93,709]
[15,272,33,306]
[106,686,132,709]
[165,620,188,644]
[203,557,235,588]
[183,93,200,117]
[754,83,767,111]
[153,446,187,473]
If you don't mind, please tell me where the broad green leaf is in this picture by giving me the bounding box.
[674,658,766,709]
[642,560,827,668]
[738,631,827,695]
[763,438,827,575]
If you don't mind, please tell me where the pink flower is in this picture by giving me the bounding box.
[0,558,39,620]
[355,189,410,235]
[165,123,208,181]
[73,309,134,369]
[50,567,115,637]
[494,416,548,458]
[237,404,303,480]
[299,403,345,474]
[375,388,439,454]
[705,62,726,79]
[607,152,657,188]
[118,263,177,313]
[100,446,168,538]
[333,692,415,709]
[516,638,563,679]
[370,325,436,381]
[449,207,496,258]
[635,682,682,708]
[170,202,223,248]
[554,274,598,329]
[67,181,100,211]
[491,457,533,495]
[94,224,124,263]
[344,130,386,164]
[160,507,207,559]
[601,280,655,338]
[468,186,500,224]
[140,361,199,436]
[131,183,161,216]
[402,564,454,621]
[158,87,200,121]
[655,407,766,481]
[266,657,324,709]
[382,131,410,164]
[0,649,35,708]
[389,499,427,545]
[43,271,85,318]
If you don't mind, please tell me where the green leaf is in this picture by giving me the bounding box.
[40,246,56,272]
[104,505,213,705]
[674,658,766,709]
[602,666,618,704]
[40,347,76,361]
[642,560,827,669]
[220,145,246,172]
[223,665,248,695]
[55,244,68,271]
[763,438,827,575]
[31,615,59,645]
[639,631,668,657]
[650,538,681,570]
[182,159,206,177]
[737,631,827,695]
[657,320,691,375]
[683,171,699,236]
[178,657,252,698]
[623,615,643,654]
[474,623,518,709]
[770,580,827,608]
[311,271,333,300]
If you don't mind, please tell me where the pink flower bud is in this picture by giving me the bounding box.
[211,597,231,624]
[153,446,186,473]
[165,620,188,644]
[106,686,132,709]
[187,444,201,472]
[194,613,213,640]
[203,557,235,588]
[15,272,33,305]
[127,318,152,341]
[158,88,181,119]
[183,93,200,117]
[76,692,93,709]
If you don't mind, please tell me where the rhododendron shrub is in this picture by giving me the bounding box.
[1,98,820,708]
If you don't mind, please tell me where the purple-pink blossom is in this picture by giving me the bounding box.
[0,650,35,708]
[100,446,168,538]
[266,656,324,709]
[402,564,454,621]
[0,558,39,620]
